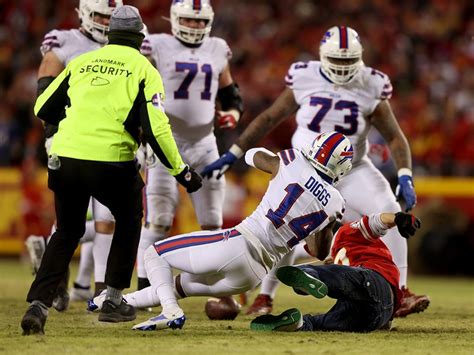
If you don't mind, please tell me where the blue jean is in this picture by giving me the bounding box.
[297,264,394,332]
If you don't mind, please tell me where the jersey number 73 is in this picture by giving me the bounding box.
[308,97,359,136]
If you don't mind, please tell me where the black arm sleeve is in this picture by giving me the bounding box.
[37,76,59,138]
[37,76,56,96]
[35,73,71,126]
[217,82,243,114]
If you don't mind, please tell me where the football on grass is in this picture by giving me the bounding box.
[205,296,241,320]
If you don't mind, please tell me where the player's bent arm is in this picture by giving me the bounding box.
[217,65,243,129]
[34,67,71,125]
[365,212,421,239]
[245,148,280,176]
[379,213,397,228]
[37,51,65,135]
[371,100,412,170]
[38,51,64,78]
[234,88,299,151]
[218,64,233,88]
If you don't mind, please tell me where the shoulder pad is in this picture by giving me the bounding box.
[363,66,393,100]
[278,148,298,166]
[285,61,313,88]
[140,37,153,56]
[141,33,173,57]
[40,29,62,56]
[205,37,232,61]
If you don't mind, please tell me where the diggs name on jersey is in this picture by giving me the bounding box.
[304,176,331,206]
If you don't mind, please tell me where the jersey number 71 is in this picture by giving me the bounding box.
[174,62,212,100]
[266,183,328,248]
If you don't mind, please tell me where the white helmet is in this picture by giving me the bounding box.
[319,26,363,85]
[77,0,123,43]
[302,131,353,185]
[170,0,214,45]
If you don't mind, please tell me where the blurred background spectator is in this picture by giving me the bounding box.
[0,0,471,175]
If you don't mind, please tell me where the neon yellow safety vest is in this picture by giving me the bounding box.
[34,44,186,176]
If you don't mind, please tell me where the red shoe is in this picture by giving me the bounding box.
[394,287,430,318]
[246,294,273,316]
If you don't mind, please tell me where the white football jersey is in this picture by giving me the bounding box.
[286,61,392,164]
[236,148,345,267]
[40,29,101,65]
[141,34,231,142]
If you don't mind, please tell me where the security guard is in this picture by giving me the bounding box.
[21,5,202,335]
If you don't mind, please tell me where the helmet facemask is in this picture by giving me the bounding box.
[77,0,122,44]
[170,0,214,45]
[320,26,363,85]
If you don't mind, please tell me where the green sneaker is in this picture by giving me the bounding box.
[250,308,303,332]
[276,266,328,299]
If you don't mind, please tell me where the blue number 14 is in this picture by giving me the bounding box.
[266,183,328,247]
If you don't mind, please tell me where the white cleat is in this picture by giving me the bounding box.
[132,310,186,331]
[25,235,46,274]
[87,290,107,312]
[70,287,94,302]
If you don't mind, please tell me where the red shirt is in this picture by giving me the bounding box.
[331,216,402,310]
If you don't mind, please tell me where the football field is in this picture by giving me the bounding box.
[1,259,473,355]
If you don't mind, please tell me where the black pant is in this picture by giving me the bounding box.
[297,264,394,332]
[27,157,144,307]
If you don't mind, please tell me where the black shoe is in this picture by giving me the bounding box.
[21,304,47,335]
[99,299,136,323]
[52,288,70,312]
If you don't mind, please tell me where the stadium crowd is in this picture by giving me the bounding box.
[0,0,472,176]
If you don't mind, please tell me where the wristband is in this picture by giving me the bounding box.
[224,109,241,122]
[229,144,244,159]
[397,168,412,177]
[245,147,276,167]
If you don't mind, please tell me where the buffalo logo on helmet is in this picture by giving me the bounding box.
[321,31,332,44]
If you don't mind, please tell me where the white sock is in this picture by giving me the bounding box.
[143,246,178,313]
[81,220,96,243]
[398,266,408,288]
[93,232,113,283]
[137,226,167,279]
[381,228,408,288]
[260,250,297,298]
[259,271,280,299]
[75,241,94,288]
[73,220,95,288]
[123,281,182,308]
[124,286,161,308]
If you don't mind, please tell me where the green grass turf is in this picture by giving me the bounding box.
[0,259,473,355]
